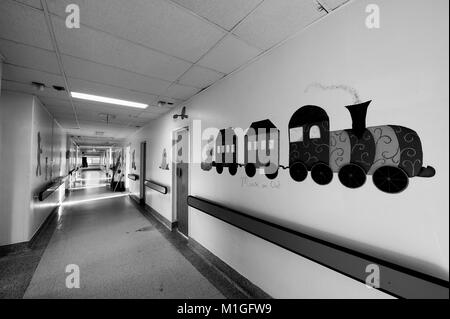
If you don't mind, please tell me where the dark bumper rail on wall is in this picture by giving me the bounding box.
[187,196,449,299]
[127,174,139,181]
[37,177,65,202]
[144,180,168,194]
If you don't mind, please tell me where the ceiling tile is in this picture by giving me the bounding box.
[139,111,163,120]
[0,39,59,74]
[11,0,42,9]
[47,0,226,62]
[54,117,79,129]
[68,77,158,107]
[170,0,263,31]
[39,96,73,109]
[74,100,142,117]
[233,0,326,50]
[0,0,53,50]
[61,55,171,96]
[2,64,65,87]
[52,16,192,82]
[163,83,200,100]
[320,0,350,11]
[197,35,262,74]
[177,65,225,89]
[1,79,70,100]
[72,120,138,138]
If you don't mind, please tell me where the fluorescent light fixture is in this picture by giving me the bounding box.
[71,92,148,109]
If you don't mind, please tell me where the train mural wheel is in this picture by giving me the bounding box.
[311,162,333,185]
[229,164,238,176]
[245,163,256,177]
[265,164,279,180]
[289,162,308,182]
[216,163,223,174]
[338,163,366,189]
[373,166,409,194]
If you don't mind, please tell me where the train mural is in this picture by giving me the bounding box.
[205,100,436,194]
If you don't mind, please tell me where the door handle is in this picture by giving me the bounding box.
[177,167,182,177]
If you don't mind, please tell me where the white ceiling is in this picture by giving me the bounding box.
[0,0,349,145]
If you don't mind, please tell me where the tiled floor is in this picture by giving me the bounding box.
[0,169,266,299]
[23,173,225,298]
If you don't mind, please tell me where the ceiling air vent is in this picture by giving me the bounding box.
[31,81,46,91]
[157,100,174,107]
[53,85,66,91]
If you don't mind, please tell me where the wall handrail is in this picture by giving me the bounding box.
[187,195,449,299]
[144,180,168,194]
[37,177,65,202]
[127,174,139,181]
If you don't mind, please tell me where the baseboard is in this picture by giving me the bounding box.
[0,241,29,257]
[28,205,59,248]
[0,205,59,257]
[188,238,272,299]
[128,194,177,231]
[144,203,177,231]
[129,194,141,205]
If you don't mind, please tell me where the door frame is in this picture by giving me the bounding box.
[172,125,190,238]
[139,141,147,205]
[124,145,131,190]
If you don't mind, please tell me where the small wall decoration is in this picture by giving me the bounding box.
[45,157,48,181]
[36,132,42,177]
[205,97,435,194]
[201,136,214,171]
[159,148,169,170]
[59,151,62,174]
[132,149,136,170]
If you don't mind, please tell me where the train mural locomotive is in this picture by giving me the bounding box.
[288,100,435,193]
[206,100,435,194]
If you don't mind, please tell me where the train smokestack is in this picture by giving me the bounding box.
[345,100,371,139]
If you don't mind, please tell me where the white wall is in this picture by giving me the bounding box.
[126,0,449,298]
[127,115,176,222]
[28,97,66,240]
[0,92,67,245]
[0,92,34,245]
[0,57,3,93]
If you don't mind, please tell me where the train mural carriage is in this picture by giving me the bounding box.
[212,128,239,175]
[288,100,436,193]
[244,120,280,180]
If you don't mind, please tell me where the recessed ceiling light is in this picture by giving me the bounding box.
[71,92,148,109]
